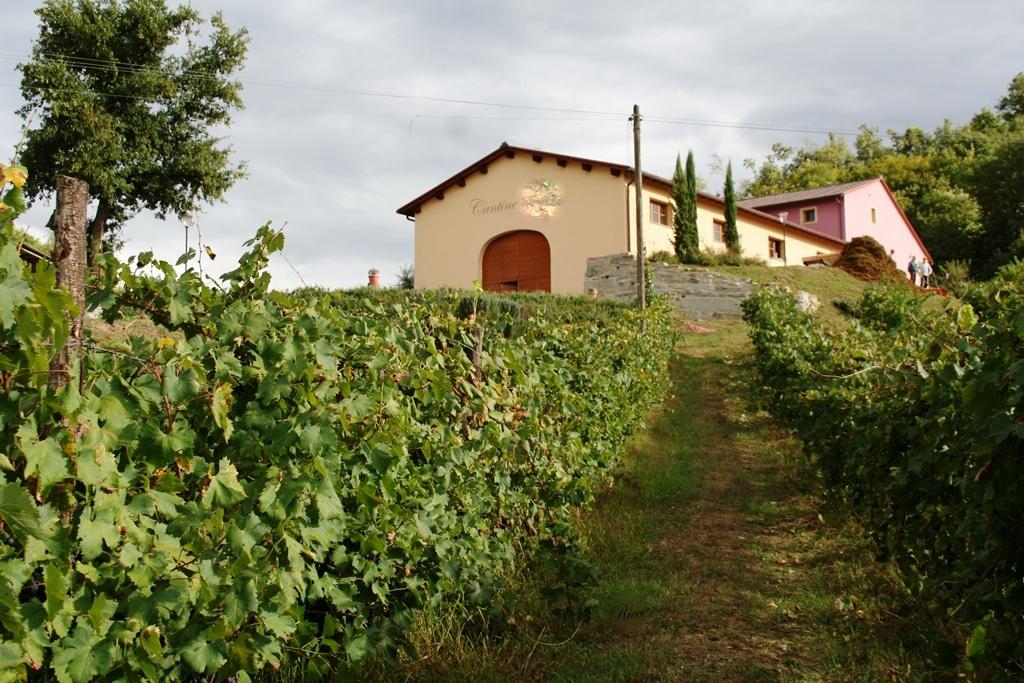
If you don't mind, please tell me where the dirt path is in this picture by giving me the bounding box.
[525,329,957,682]
[374,326,960,682]
[644,345,828,680]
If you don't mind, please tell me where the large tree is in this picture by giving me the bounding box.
[18,0,249,262]
[671,153,698,262]
[971,130,1024,274]
[723,161,740,253]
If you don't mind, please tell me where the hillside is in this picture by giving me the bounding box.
[709,264,870,322]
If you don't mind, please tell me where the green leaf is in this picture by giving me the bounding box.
[0,483,45,544]
[202,459,246,508]
[0,579,26,646]
[168,296,192,325]
[344,630,371,662]
[77,507,119,561]
[139,626,163,659]
[211,382,234,443]
[1,186,25,214]
[955,304,978,332]
[415,511,433,539]
[315,479,345,520]
[367,446,394,474]
[18,428,69,494]
[259,610,296,638]
[180,635,227,674]
[52,622,111,683]
[162,364,201,404]
[966,624,986,659]
[44,563,67,624]
[0,641,23,671]
[87,594,116,634]
[0,275,32,328]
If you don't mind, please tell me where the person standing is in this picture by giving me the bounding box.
[919,258,933,288]
[907,256,918,286]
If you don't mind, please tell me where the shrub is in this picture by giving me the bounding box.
[0,207,675,681]
[936,258,972,297]
[742,276,1024,674]
[647,249,766,268]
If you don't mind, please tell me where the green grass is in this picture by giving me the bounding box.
[709,264,871,323]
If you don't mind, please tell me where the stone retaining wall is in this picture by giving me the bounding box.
[584,253,754,320]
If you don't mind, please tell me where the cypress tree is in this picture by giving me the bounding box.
[672,151,700,262]
[724,160,741,253]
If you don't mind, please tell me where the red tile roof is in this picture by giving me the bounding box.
[737,178,878,209]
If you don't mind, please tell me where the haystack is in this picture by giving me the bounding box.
[833,236,906,282]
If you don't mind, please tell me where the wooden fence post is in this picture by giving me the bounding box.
[48,175,89,391]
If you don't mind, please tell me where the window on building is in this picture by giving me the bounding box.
[769,237,785,260]
[712,220,725,242]
[870,207,877,224]
[650,199,669,225]
[800,207,817,223]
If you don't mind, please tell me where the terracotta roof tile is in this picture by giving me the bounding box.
[737,178,878,209]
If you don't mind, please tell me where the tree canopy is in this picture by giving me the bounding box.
[17,0,249,261]
[671,153,696,264]
[741,73,1024,276]
[672,153,699,262]
[723,161,739,253]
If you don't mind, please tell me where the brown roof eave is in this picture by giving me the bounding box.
[18,243,49,264]
[396,143,635,217]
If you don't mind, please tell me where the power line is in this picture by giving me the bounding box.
[0,50,625,118]
[645,116,859,136]
[0,82,625,124]
[0,49,861,136]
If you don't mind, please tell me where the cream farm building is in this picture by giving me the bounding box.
[397,144,845,295]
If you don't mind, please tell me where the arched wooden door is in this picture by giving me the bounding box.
[482,231,551,293]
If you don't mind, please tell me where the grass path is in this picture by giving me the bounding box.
[372,322,961,682]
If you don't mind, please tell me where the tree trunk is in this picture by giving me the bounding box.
[49,175,89,391]
[87,199,110,268]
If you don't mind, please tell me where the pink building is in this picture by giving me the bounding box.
[738,178,931,268]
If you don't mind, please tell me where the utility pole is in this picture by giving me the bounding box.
[631,104,646,310]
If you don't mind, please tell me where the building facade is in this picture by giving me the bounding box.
[397,144,851,294]
[738,178,931,266]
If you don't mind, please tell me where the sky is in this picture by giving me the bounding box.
[2,0,1022,289]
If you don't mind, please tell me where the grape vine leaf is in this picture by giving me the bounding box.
[202,459,246,508]
[19,431,69,494]
[52,622,112,683]
[0,483,45,544]
[211,383,234,443]
[0,271,32,328]
[180,635,228,673]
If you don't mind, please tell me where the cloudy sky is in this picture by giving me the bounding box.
[2,1,1022,289]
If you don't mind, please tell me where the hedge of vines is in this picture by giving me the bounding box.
[742,276,1024,674]
[0,175,675,680]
